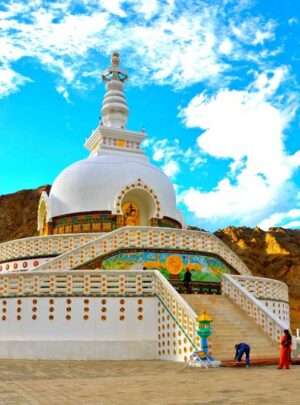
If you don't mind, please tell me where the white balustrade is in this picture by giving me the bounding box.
[231,275,288,302]
[230,275,290,324]
[153,270,198,351]
[222,274,288,343]
[23,227,251,276]
[0,233,100,262]
[0,270,154,298]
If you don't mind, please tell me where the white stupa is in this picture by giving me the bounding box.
[0,52,290,363]
[38,52,183,235]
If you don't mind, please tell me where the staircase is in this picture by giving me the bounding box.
[182,294,278,361]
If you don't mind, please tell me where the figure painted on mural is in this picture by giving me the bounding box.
[123,202,139,226]
[278,329,292,369]
[183,268,192,293]
[234,342,251,368]
[166,255,183,276]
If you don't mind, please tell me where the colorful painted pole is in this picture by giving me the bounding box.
[197,311,213,356]
[188,311,220,367]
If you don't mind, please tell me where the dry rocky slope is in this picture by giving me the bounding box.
[216,226,300,332]
[0,186,299,331]
[0,185,50,243]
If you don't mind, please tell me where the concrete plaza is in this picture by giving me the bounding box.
[0,360,298,404]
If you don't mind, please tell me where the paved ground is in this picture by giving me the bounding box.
[0,360,298,404]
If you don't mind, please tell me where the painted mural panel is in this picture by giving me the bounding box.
[101,251,232,282]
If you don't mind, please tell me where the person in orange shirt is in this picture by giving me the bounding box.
[278,329,292,369]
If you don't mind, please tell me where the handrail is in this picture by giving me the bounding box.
[30,226,251,276]
[0,232,101,247]
[154,270,198,320]
[152,270,198,350]
[222,273,287,342]
[0,269,154,298]
[0,269,147,278]
[231,274,287,286]
[230,274,289,303]
[0,233,100,262]
[32,226,125,271]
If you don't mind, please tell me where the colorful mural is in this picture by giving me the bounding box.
[101,251,232,282]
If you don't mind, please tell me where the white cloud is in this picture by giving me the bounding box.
[0,65,30,97]
[259,209,300,230]
[252,67,287,98]
[180,67,300,227]
[288,17,298,26]
[131,0,159,19]
[0,0,279,96]
[231,18,276,46]
[56,85,70,102]
[101,0,126,17]
[219,38,233,55]
[282,220,300,228]
[163,160,179,177]
[146,137,205,180]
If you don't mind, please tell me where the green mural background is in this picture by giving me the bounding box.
[101,251,231,282]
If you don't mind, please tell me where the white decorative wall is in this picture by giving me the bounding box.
[0,297,158,360]
[157,300,198,362]
[0,270,199,361]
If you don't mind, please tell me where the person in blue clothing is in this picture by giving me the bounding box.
[234,343,251,367]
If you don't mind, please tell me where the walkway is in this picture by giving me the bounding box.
[0,360,298,404]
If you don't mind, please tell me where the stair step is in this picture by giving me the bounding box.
[182,294,278,359]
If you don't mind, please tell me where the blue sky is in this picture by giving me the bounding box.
[1,0,300,231]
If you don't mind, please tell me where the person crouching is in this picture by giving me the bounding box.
[234,342,251,368]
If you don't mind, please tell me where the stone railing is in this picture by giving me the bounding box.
[231,275,290,324]
[153,270,199,353]
[0,233,100,262]
[231,275,288,302]
[0,270,154,298]
[32,227,250,276]
[222,274,288,342]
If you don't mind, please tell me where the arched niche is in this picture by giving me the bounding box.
[121,188,156,226]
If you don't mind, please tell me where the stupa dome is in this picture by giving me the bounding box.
[49,152,183,224]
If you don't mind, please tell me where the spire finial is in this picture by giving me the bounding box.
[101,52,129,128]
[102,51,128,83]
[111,51,120,68]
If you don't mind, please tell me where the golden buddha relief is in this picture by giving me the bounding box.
[122,202,140,226]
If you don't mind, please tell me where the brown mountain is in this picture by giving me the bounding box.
[216,226,300,332]
[0,186,299,331]
[0,185,50,243]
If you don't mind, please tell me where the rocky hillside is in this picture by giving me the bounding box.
[0,186,299,331]
[0,185,50,243]
[216,226,300,332]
